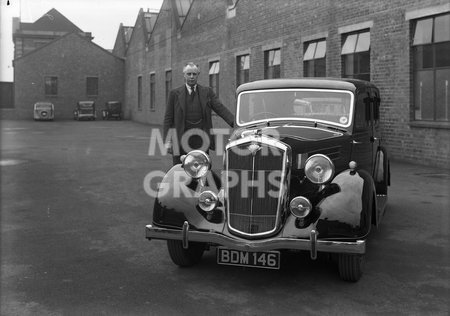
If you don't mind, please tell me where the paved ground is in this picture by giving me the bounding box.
[1,119,449,315]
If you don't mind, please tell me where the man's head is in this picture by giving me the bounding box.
[183,62,200,87]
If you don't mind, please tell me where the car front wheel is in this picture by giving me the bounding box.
[167,240,205,267]
[338,253,365,282]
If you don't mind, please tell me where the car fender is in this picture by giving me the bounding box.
[315,168,374,239]
[152,164,224,232]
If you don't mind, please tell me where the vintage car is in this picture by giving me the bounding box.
[146,78,390,282]
[73,101,96,120]
[33,102,54,121]
[102,101,122,120]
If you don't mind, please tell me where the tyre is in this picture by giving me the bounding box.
[338,253,365,282]
[167,240,205,267]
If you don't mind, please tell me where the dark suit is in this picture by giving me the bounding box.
[163,84,234,162]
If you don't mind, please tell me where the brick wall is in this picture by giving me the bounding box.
[14,33,124,120]
[124,0,450,168]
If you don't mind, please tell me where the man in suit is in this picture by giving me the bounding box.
[164,62,235,165]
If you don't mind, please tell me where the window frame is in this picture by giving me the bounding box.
[264,48,281,79]
[236,54,250,87]
[150,73,156,112]
[165,71,171,107]
[86,76,99,97]
[303,39,327,77]
[209,61,220,97]
[412,13,450,123]
[137,75,142,111]
[44,76,58,96]
[341,30,371,82]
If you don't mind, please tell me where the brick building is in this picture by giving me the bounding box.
[118,0,450,168]
[11,9,124,119]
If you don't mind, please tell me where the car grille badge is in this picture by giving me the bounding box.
[248,143,261,156]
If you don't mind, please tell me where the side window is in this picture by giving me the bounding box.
[354,90,369,131]
[372,88,380,126]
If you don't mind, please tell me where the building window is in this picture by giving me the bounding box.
[304,39,326,77]
[209,61,220,97]
[44,76,57,96]
[165,71,171,106]
[413,13,450,122]
[264,49,281,79]
[150,73,156,111]
[236,54,250,87]
[86,77,98,96]
[341,30,370,81]
[137,76,142,111]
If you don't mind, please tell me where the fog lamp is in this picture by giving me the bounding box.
[289,196,312,218]
[182,150,211,179]
[198,190,218,212]
[305,154,335,184]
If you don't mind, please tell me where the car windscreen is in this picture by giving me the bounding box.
[79,102,94,109]
[108,103,120,110]
[237,89,354,127]
[35,104,52,109]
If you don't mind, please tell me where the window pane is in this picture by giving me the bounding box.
[304,60,314,77]
[355,31,370,52]
[138,76,142,109]
[150,74,155,111]
[272,49,281,66]
[87,77,98,96]
[314,40,326,59]
[304,42,316,61]
[358,51,370,74]
[435,41,450,67]
[414,70,434,120]
[434,14,450,43]
[45,76,57,95]
[243,55,250,69]
[436,68,450,121]
[272,65,281,78]
[413,45,434,69]
[341,34,357,55]
[315,58,326,77]
[413,18,433,45]
[209,61,219,74]
[343,54,354,76]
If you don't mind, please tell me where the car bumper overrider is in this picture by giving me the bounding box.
[146,221,365,260]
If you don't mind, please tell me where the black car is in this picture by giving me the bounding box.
[146,78,390,282]
[74,101,96,120]
[102,101,122,120]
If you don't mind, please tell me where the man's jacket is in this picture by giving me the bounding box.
[163,84,234,153]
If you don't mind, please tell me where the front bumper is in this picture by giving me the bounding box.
[146,221,365,259]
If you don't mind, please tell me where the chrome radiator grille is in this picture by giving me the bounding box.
[225,136,288,237]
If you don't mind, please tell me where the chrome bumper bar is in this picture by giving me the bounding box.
[146,221,365,259]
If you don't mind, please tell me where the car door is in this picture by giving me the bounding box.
[350,87,373,174]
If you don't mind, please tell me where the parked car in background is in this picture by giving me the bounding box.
[146,78,390,282]
[33,102,54,121]
[102,101,122,120]
[74,101,96,121]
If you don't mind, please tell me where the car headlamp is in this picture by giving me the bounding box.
[182,150,211,179]
[305,154,335,184]
[198,190,218,212]
[289,196,312,218]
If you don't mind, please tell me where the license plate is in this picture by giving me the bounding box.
[217,247,280,269]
